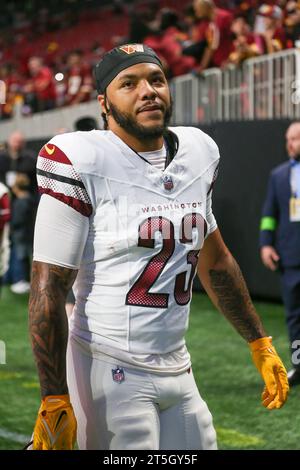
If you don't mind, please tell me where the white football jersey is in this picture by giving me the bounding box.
[35,127,219,371]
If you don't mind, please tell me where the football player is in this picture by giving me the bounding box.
[29,44,289,450]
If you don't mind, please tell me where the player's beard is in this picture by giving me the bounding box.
[106,98,173,140]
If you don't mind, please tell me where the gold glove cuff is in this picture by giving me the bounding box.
[249,336,272,352]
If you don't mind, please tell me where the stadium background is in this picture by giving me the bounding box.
[0,0,299,450]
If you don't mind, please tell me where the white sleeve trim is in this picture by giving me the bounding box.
[33,194,89,269]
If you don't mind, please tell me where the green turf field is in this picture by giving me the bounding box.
[0,287,298,450]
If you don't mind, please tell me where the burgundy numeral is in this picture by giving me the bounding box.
[126,213,206,308]
[174,213,207,305]
[125,216,175,308]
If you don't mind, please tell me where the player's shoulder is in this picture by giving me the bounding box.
[39,130,109,174]
[169,126,220,161]
[49,129,105,145]
[48,129,105,155]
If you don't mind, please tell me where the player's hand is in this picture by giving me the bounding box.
[260,246,280,271]
[249,337,289,409]
[33,394,77,450]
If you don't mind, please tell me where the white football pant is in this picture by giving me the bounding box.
[67,336,217,450]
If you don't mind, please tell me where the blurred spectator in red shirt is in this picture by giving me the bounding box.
[65,50,93,105]
[144,9,196,78]
[254,4,286,53]
[24,56,56,112]
[182,0,219,71]
[212,3,234,66]
[284,1,300,47]
[184,0,233,73]
[227,15,262,65]
[0,182,10,290]
[0,63,23,119]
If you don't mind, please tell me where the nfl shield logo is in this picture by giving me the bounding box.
[162,175,174,190]
[112,367,125,383]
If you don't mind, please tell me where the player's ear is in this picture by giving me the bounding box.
[97,95,106,114]
[98,94,110,114]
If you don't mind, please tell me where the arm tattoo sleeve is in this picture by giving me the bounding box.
[209,257,266,342]
[29,261,77,397]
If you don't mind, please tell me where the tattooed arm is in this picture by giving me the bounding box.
[29,261,77,397]
[197,229,266,342]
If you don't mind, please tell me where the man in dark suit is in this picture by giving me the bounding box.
[260,121,300,386]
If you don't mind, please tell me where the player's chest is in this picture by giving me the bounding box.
[91,179,209,256]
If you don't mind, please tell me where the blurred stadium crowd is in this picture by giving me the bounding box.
[1,0,300,120]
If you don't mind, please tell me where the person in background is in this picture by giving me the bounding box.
[0,63,24,120]
[0,182,10,293]
[0,131,37,195]
[187,0,233,73]
[25,56,56,113]
[284,1,300,47]
[0,131,37,292]
[255,4,286,54]
[144,8,196,78]
[10,173,36,294]
[260,121,300,387]
[64,50,93,106]
[226,15,262,66]
[183,0,219,71]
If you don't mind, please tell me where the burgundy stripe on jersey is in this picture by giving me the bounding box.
[39,188,92,217]
[39,144,72,165]
[0,192,11,229]
[37,143,92,217]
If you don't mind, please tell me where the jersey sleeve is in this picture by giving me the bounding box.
[33,194,89,269]
[36,141,92,217]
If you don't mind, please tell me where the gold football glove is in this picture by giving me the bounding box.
[33,394,77,450]
[249,337,289,409]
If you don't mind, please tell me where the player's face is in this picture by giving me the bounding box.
[286,124,300,158]
[102,63,172,140]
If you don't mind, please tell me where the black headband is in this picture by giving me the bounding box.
[94,44,164,94]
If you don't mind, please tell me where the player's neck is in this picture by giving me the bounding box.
[110,127,164,152]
